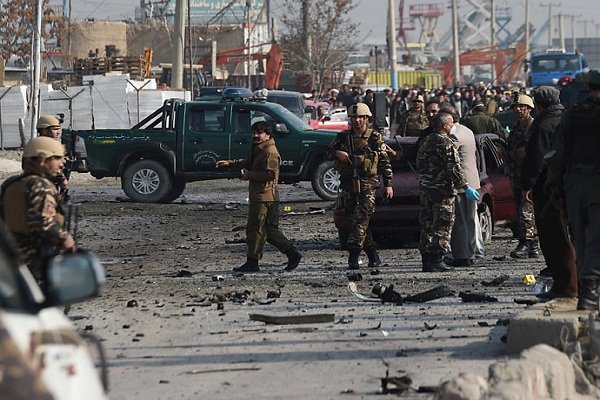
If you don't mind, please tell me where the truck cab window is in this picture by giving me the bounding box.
[189,107,225,133]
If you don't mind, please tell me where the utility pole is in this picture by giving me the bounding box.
[246,0,252,88]
[525,0,530,58]
[186,0,193,96]
[303,0,312,78]
[31,0,43,139]
[388,0,398,90]
[540,2,560,48]
[451,0,460,85]
[490,0,496,85]
[580,19,593,38]
[566,14,580,51]
[171,0,185,90]
[558,14,565,50]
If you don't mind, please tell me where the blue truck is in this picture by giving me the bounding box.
[528,50,587,87]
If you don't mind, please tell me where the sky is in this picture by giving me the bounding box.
[70,0,600,44]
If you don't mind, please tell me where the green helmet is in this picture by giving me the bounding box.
[347,103,372,117]
[23,136,65,159]
[36,115,61,129]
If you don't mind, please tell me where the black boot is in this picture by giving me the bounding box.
[284,247,302,271]
[423,253,451,272]
[365,248,381,267]
[510,241,528,259]
[233,257,259,273]
[527,240,540,258]
[577,280,600,311]
[348,249,361,270]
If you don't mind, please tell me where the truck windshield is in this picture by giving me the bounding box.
[532,55,580,72]
[269,103,312,130]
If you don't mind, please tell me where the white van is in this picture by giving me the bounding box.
[0,225,108,400]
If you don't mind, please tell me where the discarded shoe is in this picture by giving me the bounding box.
[284,246,302,271]
[233,257,259,273]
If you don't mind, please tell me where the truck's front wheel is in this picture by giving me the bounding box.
[311,160,340,201]
[122,160,172,203]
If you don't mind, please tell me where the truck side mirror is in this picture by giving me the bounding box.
[274,123,289,133]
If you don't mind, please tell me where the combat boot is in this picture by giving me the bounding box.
[348,249,361,270]
[284,246,302,271]
[577,280,600,311]
[233,257,259,273]
[365,248,381,267]
[423,253,451,273]
[510,241,528,259]
[527,240,540,258]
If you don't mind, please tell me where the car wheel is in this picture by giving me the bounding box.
[311,160,340,201]
[478,202,493,244]
[160,177,187,203]
[122,160,172,203]
[338,229,348,250]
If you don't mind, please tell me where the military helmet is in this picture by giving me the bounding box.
[23,136,65,159]
[515,94,534,109]
[36,115,61,129]
[347,103,372,117]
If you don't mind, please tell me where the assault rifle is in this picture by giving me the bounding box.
[346,131,360,204]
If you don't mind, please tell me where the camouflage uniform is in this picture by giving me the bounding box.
[417,132,468,262]
[507,117,537,242]
[396,109,429,137]
[1,173,69,287]
[328,128,393,253]
[461,109,506,139]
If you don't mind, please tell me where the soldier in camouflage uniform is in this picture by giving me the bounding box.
[507,94,540,259]
[0,137,76,288]
[460,101,506,139]
[36,115,69,201]
[417,113,480,272]
[328,103,393,269]
[396,95,429,137]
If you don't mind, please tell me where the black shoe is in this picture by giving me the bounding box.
[284,247,302,271]
[233,257,259,273]
[423,254,451,272]
[348,249,361,270]
[365,248,381,267]
[510,241,528,259]
[539,267,552,277]
[577,280,600,310]
[443,258,473,267]
[528,240,540,258]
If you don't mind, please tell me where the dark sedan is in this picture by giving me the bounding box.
[333,133,517,247]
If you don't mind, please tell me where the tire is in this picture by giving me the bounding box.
[478,202,493,244]
[160,177,187,203]
[311,160,340,201]
[122,160,172,203]
[338,229,349,250]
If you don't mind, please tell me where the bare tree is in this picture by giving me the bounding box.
[0,0,58,63]
[279,0,359,90]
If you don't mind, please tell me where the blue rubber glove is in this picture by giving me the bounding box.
[465,186,480,201]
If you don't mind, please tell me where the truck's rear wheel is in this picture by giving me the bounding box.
[122,160,172,203]
[311,160,340,201]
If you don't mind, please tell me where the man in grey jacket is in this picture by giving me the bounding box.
[441,106,482,267]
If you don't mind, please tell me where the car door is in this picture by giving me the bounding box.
[230,106,303,176]
[480,135,516,221]
[182,104,229,173]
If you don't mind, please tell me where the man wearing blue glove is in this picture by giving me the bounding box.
[417,113,479,272]
[441,106,482,267]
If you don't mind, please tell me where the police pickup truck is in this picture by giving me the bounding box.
[64,88,341,203]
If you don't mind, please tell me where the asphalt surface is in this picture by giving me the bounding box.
[63,175,551,399]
